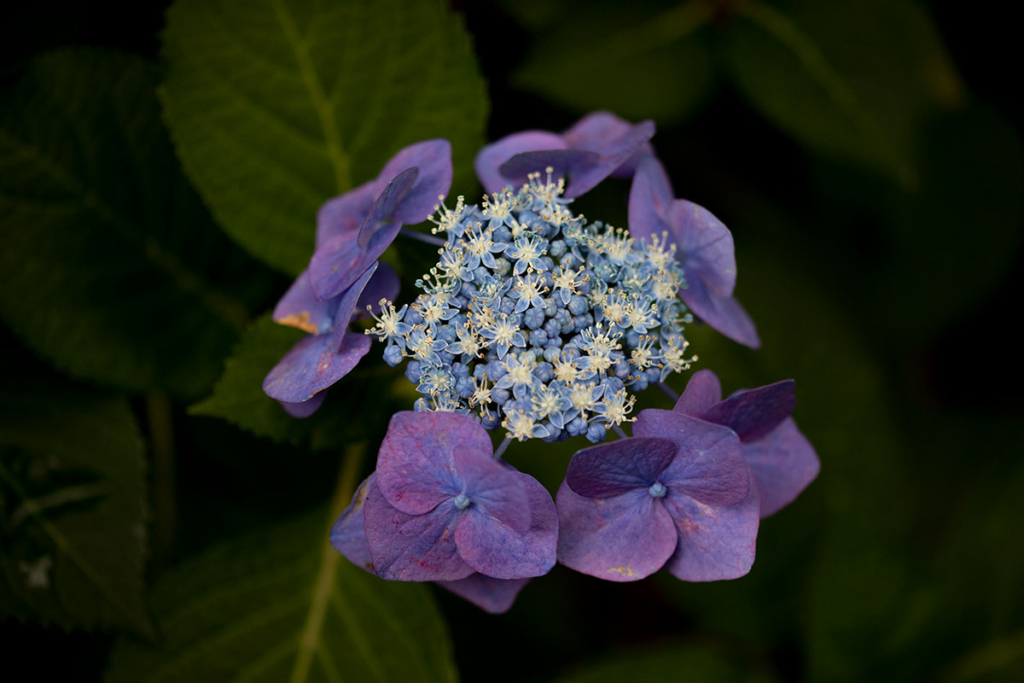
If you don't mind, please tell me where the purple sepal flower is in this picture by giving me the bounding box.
[310,139,452,300]
[264,263,384,414]
[673,370,820,518]
[558,411,758,582]
[359,412,556,582]
[475,111,655,199]
[330,414,552,612]
[331,471,534,614]
[628,155,760,348]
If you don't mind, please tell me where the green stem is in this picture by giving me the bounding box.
[289,442,367,683]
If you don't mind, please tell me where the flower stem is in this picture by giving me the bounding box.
[657,381,679,402]
[493,437,512,460]
[289,442,366,683]
[611,424,629,440]
[401,228,446,247]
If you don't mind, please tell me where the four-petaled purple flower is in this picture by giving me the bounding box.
[628,155,760,348]
[331,411,556,613]
[263,140,452,415]
[557,409,759,582]
[672,369,820,517]
[475,111,655,199]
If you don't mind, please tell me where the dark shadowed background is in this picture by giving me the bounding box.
[1,1,1020,681]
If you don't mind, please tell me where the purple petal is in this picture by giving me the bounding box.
[498,149,600,191]
[376,412,491,515]
[308,231,364,301]
[357,167,419,248]
[669,199,737,298]
[680,284,761,349]
[455,472,557,580]
[273,270,339,335]
[632,410,750,507]
[475,131,568,195]
[262,332,371,403]
[436,574,530,614]
[701,380,796,442]
[354,262,400,319]
[374,139,452,225]
[628,155,675,244]
[563,111,655,178]
[744,418,820,518]
[453,445,530,534]
[563,119,655,198]
[316,179,377,247]
[662,471,759,581]
[363,481,474,582]
[565,437,677,498]
[673,369,723,417]
[329,263,378,352]
[330,474,376,572]
[556,480,677,582]
[278,391,325,418]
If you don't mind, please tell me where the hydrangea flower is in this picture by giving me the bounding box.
[628,155,760,348]
[263,140,451,415]
[476,111,655,198]
[672,369,820,517]
[369,171,699,443]
[556,409,759,582]
[331,411,556,612]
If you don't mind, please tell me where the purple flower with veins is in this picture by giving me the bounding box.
[309,139,453,301]
[331,411,556,613]
[557,410,759,582]
[673,369,819,517]
[475,111,655,199]
[628,155,760,348]
[263,139,451,416]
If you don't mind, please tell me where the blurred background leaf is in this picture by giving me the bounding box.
[0,50,270,400]
[725,0,963,187]
[512,0,715,125]
[161,0,488,274]
[106,473,458,683]
[0,363,150,636]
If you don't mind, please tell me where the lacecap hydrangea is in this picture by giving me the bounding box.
[367,170,698,445]
[265,111,819,613]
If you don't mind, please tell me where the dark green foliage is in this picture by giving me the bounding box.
[105,507,457,683]
[0,369,150,636]
[0,50,268,399]
[161,0,489,274]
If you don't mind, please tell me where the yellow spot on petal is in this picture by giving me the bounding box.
[607,565,636,577]
[276,312,318,334]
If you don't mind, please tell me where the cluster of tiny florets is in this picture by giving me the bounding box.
[366,170,696,443]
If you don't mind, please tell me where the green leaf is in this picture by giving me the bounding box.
[726,0,963,186]
[105,470,458,683]
[190,314,308,443]
[190,314,404,447]
[0,49,265,399]
[161,0,488,274]
[514,0,715,124]
[556,641,777,683]
[0,372,151,635]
